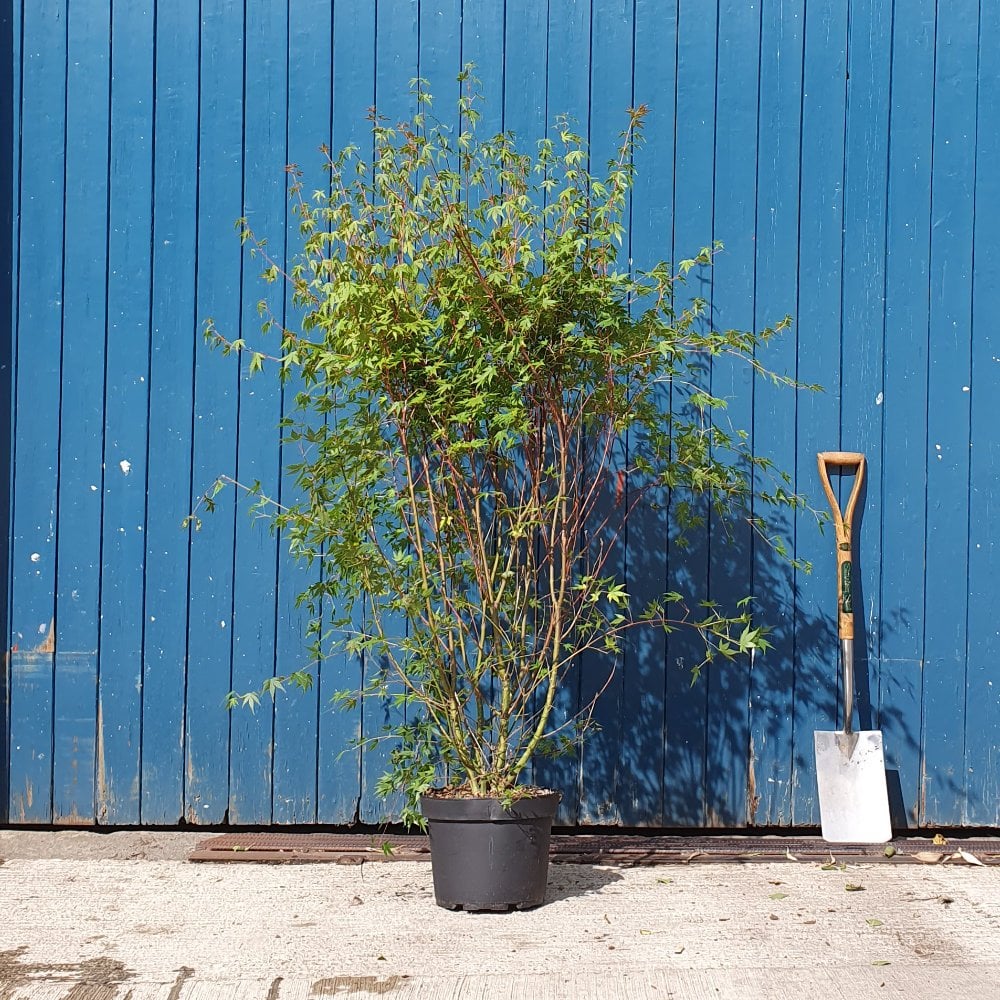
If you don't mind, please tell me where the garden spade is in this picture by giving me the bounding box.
[814,451,891,844]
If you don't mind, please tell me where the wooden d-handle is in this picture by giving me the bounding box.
[816,452,865,641]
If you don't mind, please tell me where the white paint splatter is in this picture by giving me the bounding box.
[962,386,970,392]
[220,620,227,629]
[29,552,40,563]
[37,623,46,635]
[120,459,132,475]
[150,616,156,622]
[90,484,98,492]
[875,391,884,406]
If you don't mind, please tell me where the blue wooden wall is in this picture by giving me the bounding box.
[3,0,998,829]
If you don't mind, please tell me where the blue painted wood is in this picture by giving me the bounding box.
[704,0,759,828]
[51,0,111,825]
[227,0,287,826]
[420,0,461,104]
[966,1,1000,828]
[503,0,547,142]
[747,0,803,827]
[497,0,548,796]
[8,0,67,823]
[271,0,330,826]
[533,0,592,827]
[96,0,155,827]
[787,0,848,828]
[315,0,374,826]
[141,1,201,826]
[5,0,1000,831]
[358,0,420,825]
[879,1,936,831]
[839,0,892,772]
[660,0,717,829]
[185,0,245,824]
[462,0,504,137]
[921,1,978,827]
[620,0,677,829]
[0,0,19,823]
[458,0,511,805]
[574,0,633,828]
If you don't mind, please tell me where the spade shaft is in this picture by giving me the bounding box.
[817,450,865,733]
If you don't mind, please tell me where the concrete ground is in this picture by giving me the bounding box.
[1,831,999,999]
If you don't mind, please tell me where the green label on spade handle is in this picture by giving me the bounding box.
[841,561,853,615]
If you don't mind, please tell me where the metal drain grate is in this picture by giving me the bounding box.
[189,832,1000,866]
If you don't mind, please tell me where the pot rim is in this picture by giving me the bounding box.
[420,788,561,822]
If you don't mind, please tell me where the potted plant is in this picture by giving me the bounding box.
[200,76,807,910]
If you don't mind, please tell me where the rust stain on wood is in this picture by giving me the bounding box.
[95,699,108,825]
[52,803,93,828]
[11,780,31,823]
[919,754,928,825]
[746,736,760,823]
[25,619,57,655]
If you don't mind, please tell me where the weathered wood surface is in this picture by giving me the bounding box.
[3,0,998,828]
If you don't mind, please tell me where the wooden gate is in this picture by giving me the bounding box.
[3,0,998,829]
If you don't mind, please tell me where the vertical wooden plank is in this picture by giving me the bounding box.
[788,0,848,827]
[52,0,111,824]
[621,0,676,829]
[227,0,288,826]
[8,0,67,824]
[141,0,201,826]
[576,0,633,827]
[271,0,331,826]
[186,0,245,824]
[501,0,549,799]
[0,0,19,822]
[705,0,760,828]
[839,0,892,793]
[359,0,419,824]
[534,0,591,827]
[503,0,547,142]
[966,0,1000,827]
[747,0,804,827]
[419,0,460,101]
[316,0,374,826]
[96,0,155,827]
[879,3,935,830]
[921,0,978,827]
[462,0,504,131]
[458,0,506,808]
[661,0,717,829]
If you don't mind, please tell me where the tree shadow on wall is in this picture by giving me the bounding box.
[567,466,947,833]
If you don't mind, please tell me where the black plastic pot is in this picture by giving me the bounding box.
[419,790,561,911]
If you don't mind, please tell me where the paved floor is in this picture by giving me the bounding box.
[1,831,999,999]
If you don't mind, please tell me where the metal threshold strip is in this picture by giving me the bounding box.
[189,832,1000,866]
